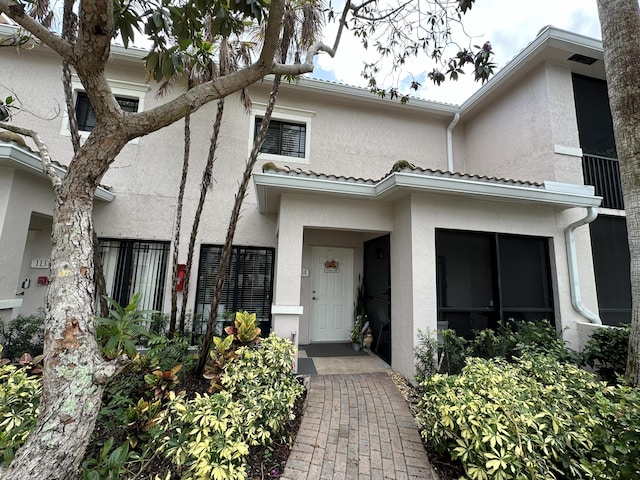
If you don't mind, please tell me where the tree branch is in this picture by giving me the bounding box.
[350,0,413,22]
[0,0,75,61]
[0,121,63,191]
[123,0,286,139]
[271,41,336,75]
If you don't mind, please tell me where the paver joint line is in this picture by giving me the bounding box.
[283,372,438,480]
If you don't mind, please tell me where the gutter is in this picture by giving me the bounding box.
[446,112,460,171]
[564,206,602,324]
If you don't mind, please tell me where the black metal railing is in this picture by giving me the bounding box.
[582,154,624,210]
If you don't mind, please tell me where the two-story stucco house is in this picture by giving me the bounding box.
[0,24,629,380]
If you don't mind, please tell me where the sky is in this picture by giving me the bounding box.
[311,0,602,105]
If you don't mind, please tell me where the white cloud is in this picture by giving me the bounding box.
[312,0,601,104]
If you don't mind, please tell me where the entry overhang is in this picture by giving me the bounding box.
[0,141,115,202]
[253,167,601,214]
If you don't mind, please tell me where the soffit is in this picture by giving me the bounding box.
[253,161,601,214]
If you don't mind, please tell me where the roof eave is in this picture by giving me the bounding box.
[253,170,601,214]
[0,142,115,202]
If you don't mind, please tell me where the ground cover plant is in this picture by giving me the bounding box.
[0,308,305,480]
[0,314,44,362]
[414,321,640,479]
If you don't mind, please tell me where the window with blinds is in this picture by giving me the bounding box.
[194,246,275,339]
[75,91,139,132]
[255,117,306,158]
[98,239,169,312]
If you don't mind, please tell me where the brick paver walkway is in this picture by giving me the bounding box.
[282,373,437,480]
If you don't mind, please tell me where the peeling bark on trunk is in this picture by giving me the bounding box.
[0,181,125,479]
[597,0,640,386]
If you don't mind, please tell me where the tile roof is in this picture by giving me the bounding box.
[261,160,544,189]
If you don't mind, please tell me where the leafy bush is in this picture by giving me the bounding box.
[0,314,44,360]
[96,293,156,359]
[224,311,261,346]
[421,319,578,377]
[0,346,42,466]
[417,355,640,479]
[582,324,629,384]
[414,330,439,383]
[159,334,303,480]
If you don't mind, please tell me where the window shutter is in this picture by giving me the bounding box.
[195,246,275,337]
[75,92,139,132]
[255,117,305,158]
[75,92,97,131]
[281,123,305,157]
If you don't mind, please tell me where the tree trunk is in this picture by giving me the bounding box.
[170,109,192,335]
[179,98,225,336]
[596,0,640,386]
[195,76,282,374]
[0,182,126,479]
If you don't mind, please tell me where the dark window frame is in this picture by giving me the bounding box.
[75,91,140,132]
[255,117,307,158]
[589,215,631,325]
[98,238,170,312]
[436,229,555,338]
[194,245,275,339]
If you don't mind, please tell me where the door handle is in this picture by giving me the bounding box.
[312,296,318,300]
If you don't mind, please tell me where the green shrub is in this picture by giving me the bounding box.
[96,293,156,359]
[0,350,42,466]
[158,334,303,480]
[417,354,640,479]
[425,319,578,376]
[0,314,45,361]
[414,330,439,383]
[582,324,629,384]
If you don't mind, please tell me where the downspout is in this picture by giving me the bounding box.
[564,206,602,324]
[446,112,460,172]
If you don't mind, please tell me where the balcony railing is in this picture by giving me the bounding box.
[582,154,624,210]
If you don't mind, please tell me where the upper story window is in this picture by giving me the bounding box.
[75,92,140,132]
[255,118,306,158]
[61,76,148,141]
[250,103,314,164]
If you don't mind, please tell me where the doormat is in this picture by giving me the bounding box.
[297,357,317,375]
[299,343,369,357]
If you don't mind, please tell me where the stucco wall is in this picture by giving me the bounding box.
[0,169,55,319]
[459,63,583,184]
[17,214,53,316]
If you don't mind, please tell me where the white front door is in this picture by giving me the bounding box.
[310,246,354,342]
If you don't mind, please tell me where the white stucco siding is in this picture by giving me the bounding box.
[0,170,55,317]
[389,196,418,380]
[248,85,452,178]
[461,64,556,182]
[545,63,584,185]
[17,215,53,316]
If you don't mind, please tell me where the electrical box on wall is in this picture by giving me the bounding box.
[301,268,309,277]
